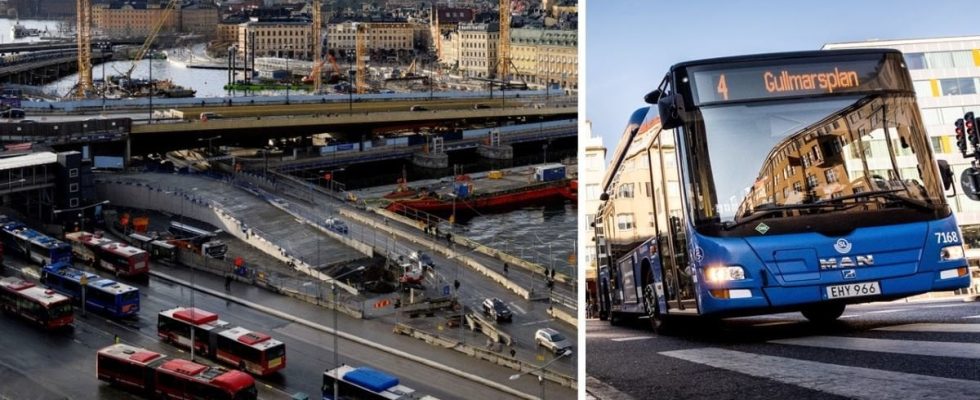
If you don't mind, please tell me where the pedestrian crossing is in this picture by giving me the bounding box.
[639,322,980,400]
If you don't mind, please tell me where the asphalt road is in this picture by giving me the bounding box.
[586,297,980,400]
[0,253,575,400]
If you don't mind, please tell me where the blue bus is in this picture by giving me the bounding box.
[40,262,140,318]
[594,49,972,332]
[322,365,438,400]
[0,217,72,266]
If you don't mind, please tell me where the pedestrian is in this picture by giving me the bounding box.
[551,268,556,280]
[509,348,516,358]
[225,273,232,291]
[503,262,509,275]
[114,334,120,344]
[446,232,452,243]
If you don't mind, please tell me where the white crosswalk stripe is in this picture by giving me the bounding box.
[660,347,980,400]
[873,323,980,333]
[610,336,654,342]
[769,336,980,359]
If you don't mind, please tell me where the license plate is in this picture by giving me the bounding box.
[826,281,880,299]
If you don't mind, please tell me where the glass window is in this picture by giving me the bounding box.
[926,52,955,68]
[920,108,941,126]
[940,78,962,96]
[930,136,944,153]
[905,52,926,70]
[618,183,634,198]
[952,51,974,68]
[616,213,634,231]
[585,184,600,201]
[941,107,965,125]
[912,80,932,98]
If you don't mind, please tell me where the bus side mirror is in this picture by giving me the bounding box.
[960,166,980,201]
[938,160,954,191]
[658,94,684,130]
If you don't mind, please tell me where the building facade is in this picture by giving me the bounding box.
[93,1,179,38]
[327,19,418,57]
[456,22,499,78]
[238,19,313,60]
[510,27,577,89]
[583,125,606,310]
[823,36,980,260]
[179,3,218,38]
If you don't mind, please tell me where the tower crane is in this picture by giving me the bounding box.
[312,0,323,93]
[75,0,92,98]
[355,22,368,94]
[497,0,510,81]
[124,0,180,80]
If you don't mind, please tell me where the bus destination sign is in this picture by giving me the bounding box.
[690,58,899,105]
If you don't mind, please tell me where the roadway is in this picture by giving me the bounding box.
[261,174,578,374]
[0,250,575,399]
[172,97,531,120]
[586,296,980,400]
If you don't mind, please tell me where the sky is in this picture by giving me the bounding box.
[586,0,980,162]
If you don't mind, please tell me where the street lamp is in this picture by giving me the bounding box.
[332,265,366,400]
[509,349,572,400]
[52,199,110,232]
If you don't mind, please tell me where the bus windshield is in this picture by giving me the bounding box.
[47,301,72,319]
[692,94,947,234]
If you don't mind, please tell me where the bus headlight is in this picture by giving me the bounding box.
[705,266,745,283]
[940,245,965,261]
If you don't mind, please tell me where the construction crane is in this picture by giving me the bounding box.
[497,0,510,81]
[75,0,92,98]
[124,0,180,80]
[355,22,368,94]
[312,0,323,93]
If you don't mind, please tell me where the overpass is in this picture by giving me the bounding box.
[0,51,113,85]
[0,39,145,54]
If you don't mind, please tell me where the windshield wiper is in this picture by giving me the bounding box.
[819,188,934,211]
[723,202,858,231]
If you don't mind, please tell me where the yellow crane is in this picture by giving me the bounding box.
[312,0,323,93]
[355,22,368,94]
[498,0,510,81]
[75,0,92,98]
[124,0,180,80]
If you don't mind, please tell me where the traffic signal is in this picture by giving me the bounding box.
[966,112,979,147]
[955,118,967,154]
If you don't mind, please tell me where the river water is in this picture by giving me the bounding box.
[0,17,66,44]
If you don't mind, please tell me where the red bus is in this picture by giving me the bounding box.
[96,343,258,400]
[158,307,286,376]
[64,231,149,277]
[0,275,73,329]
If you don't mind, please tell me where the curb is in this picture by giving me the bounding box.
[148,270,538,400]
[586,376,635,400]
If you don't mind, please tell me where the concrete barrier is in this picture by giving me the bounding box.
[547,306,577,328]
[339,208,531,299]
[393,323,576,389]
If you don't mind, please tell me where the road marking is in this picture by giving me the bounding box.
[839,314,861,319]
[586,376,636,400]
[509,303,527,315]
[520,319,552,326]
[752,321,796,327]
[963,315,980,319]
[610,336,654,342]
[873,323,980,333]
[921,303,972,309]
[864,308,911,314]
[660,347,980,400]
[769,336,980,359]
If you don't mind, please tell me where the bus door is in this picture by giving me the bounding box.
[650,132,696,311]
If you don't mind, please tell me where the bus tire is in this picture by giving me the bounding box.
[643,283,670,334]
[608,312,621,326]
[598,310,608,321]
[801,303,846,324]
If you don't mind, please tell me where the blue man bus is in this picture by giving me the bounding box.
[40,262,140,318]
[594,49,972,332]
[0,217,72,266]
[322,365,439,400]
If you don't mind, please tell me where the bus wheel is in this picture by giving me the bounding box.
[598,310,608,321]
[643,283,668,333]
[801,303,846,324]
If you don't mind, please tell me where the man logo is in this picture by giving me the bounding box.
[834,238,852,254]
[842,269,856,279]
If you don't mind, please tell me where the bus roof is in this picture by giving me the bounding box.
[158,359,208,376]
[218,326,283,350]
[43,263,137,294]
[98,344,166,366]
[669,48,901,71]
[0,276,70,307]
[3,222,68,249]
[344,367,399,393]
[65,231,115,247]
[162,307,228,330]
[210,369,255,393]
[100,242,147,258]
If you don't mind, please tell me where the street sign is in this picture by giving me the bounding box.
[80,275,88,286]
[443,285,450,296]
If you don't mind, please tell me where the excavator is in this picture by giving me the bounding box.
[302,54,345,84]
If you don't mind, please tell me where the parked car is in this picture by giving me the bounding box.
[409,105,427,111]
[324,217,349,235]
[482,298,513,322]
[199,111,223,121]
[535,328,572,355]
[472,103,490,109]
